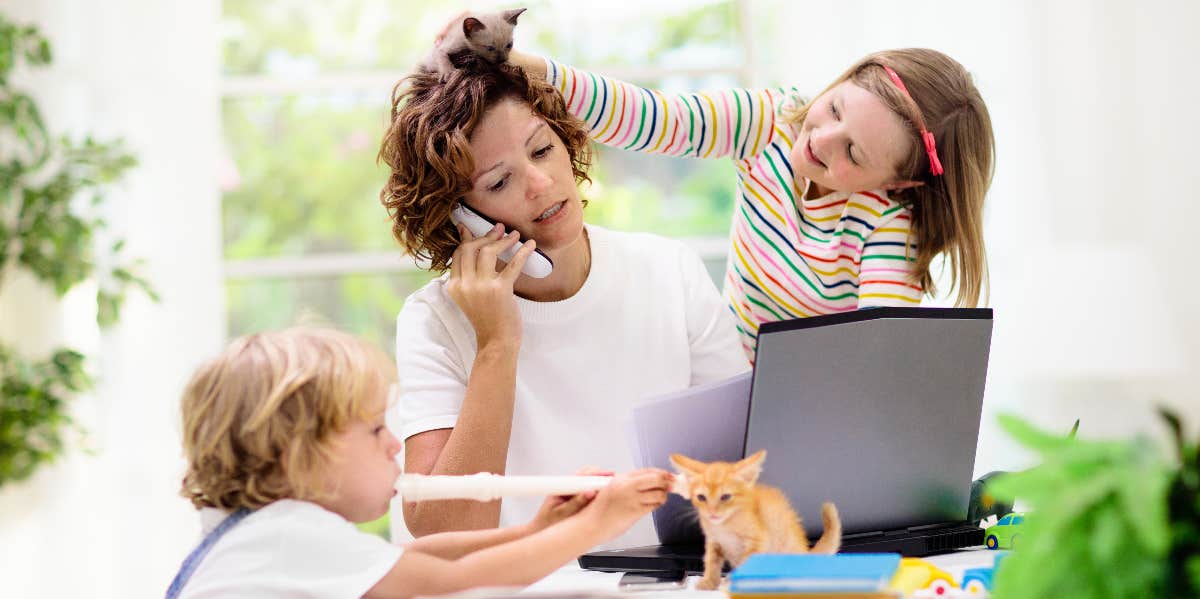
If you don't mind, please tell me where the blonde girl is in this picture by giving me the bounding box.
[506,48,994,359]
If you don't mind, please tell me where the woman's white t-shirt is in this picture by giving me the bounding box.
[179,500,403,599]
[392,225,751,547]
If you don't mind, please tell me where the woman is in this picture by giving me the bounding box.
[377,57,748,546]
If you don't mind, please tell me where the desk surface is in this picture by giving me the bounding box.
[523,548,997,597]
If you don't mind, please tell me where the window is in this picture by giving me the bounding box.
[219,0,752,354]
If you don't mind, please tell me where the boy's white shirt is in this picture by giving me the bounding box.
[393,224,750,548]
[180,500,402,599]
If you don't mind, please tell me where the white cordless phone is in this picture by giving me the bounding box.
[449,202,554,279]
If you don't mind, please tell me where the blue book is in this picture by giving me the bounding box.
[729,554,901,593]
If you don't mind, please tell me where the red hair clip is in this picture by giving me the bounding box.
[883,66,944,177]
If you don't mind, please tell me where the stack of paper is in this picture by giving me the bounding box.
[729,554,903,599]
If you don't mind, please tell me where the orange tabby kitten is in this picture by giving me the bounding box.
[670,450,842,590]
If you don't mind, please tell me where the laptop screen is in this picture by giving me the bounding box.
[747,307,992,536]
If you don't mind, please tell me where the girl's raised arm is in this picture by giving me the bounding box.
[511,50,795,162]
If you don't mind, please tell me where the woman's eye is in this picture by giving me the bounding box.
[533,144,553,158]
[831,103,840,119]
[847,144,858,166]
[488,176,507,192]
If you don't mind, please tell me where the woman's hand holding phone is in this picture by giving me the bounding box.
[447,222,536,349]
[450,203,553,278]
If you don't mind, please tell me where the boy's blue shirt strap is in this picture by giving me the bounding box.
[164,508,251,599]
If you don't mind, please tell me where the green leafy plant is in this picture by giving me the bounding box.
[1161,409,1200,596]
[0,346,89,482]
[0,14,152,487]
[989,411,1200,598]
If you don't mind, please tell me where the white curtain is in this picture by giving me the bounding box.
[752,0,1200,470]
[0,1,222,598]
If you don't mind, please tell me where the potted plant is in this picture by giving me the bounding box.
[989,409,1200,597]
[0,14,152,488]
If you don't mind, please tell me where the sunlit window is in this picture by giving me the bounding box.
[219,0,748,354]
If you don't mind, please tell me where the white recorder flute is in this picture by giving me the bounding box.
[394,473,614,502]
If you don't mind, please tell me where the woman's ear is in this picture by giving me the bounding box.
[881,179,924,192]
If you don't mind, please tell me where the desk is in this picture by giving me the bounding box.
[523,548,998,597]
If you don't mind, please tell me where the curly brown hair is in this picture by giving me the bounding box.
[179,327,395,511]
[378,57,593,272]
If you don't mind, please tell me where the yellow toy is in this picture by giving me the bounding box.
[889,558,958,597]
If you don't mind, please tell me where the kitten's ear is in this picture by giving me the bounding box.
[503,8,527,25]
[733,450,766,484]
[668,454,697,498]
[463,17,486,38]
[669,453,703,476]
[670,473,690,497]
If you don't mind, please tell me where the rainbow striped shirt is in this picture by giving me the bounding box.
[546,60,922,359]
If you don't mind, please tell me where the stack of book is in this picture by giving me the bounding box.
[729,554,903,599]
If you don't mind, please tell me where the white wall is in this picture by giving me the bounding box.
[0,1,223,598]
[752,0,1200,469]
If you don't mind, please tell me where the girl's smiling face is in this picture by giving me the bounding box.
[790,81,918,197]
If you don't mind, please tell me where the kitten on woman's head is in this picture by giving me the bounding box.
[419,8,527,75]
[670,450,841,591]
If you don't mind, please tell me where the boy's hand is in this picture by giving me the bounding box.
[527,467,612,533]
[582,469,674,538]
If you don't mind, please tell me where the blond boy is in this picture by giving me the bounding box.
[170,327,672,598]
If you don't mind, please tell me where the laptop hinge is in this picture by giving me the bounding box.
[905,520,970,532]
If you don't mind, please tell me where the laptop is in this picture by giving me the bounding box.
[580,307,993,573]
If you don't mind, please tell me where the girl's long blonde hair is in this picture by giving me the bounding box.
[786,48,995,306]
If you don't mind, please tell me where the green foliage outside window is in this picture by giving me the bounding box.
[221,0,433,75]
[0,15,152,487]
[220,0,741,347]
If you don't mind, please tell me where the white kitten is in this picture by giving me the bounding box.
[420,8,526,74]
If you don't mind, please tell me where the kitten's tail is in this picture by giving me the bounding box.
[810,502,842,554]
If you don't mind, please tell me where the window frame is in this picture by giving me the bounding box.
[219,0,756,298]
